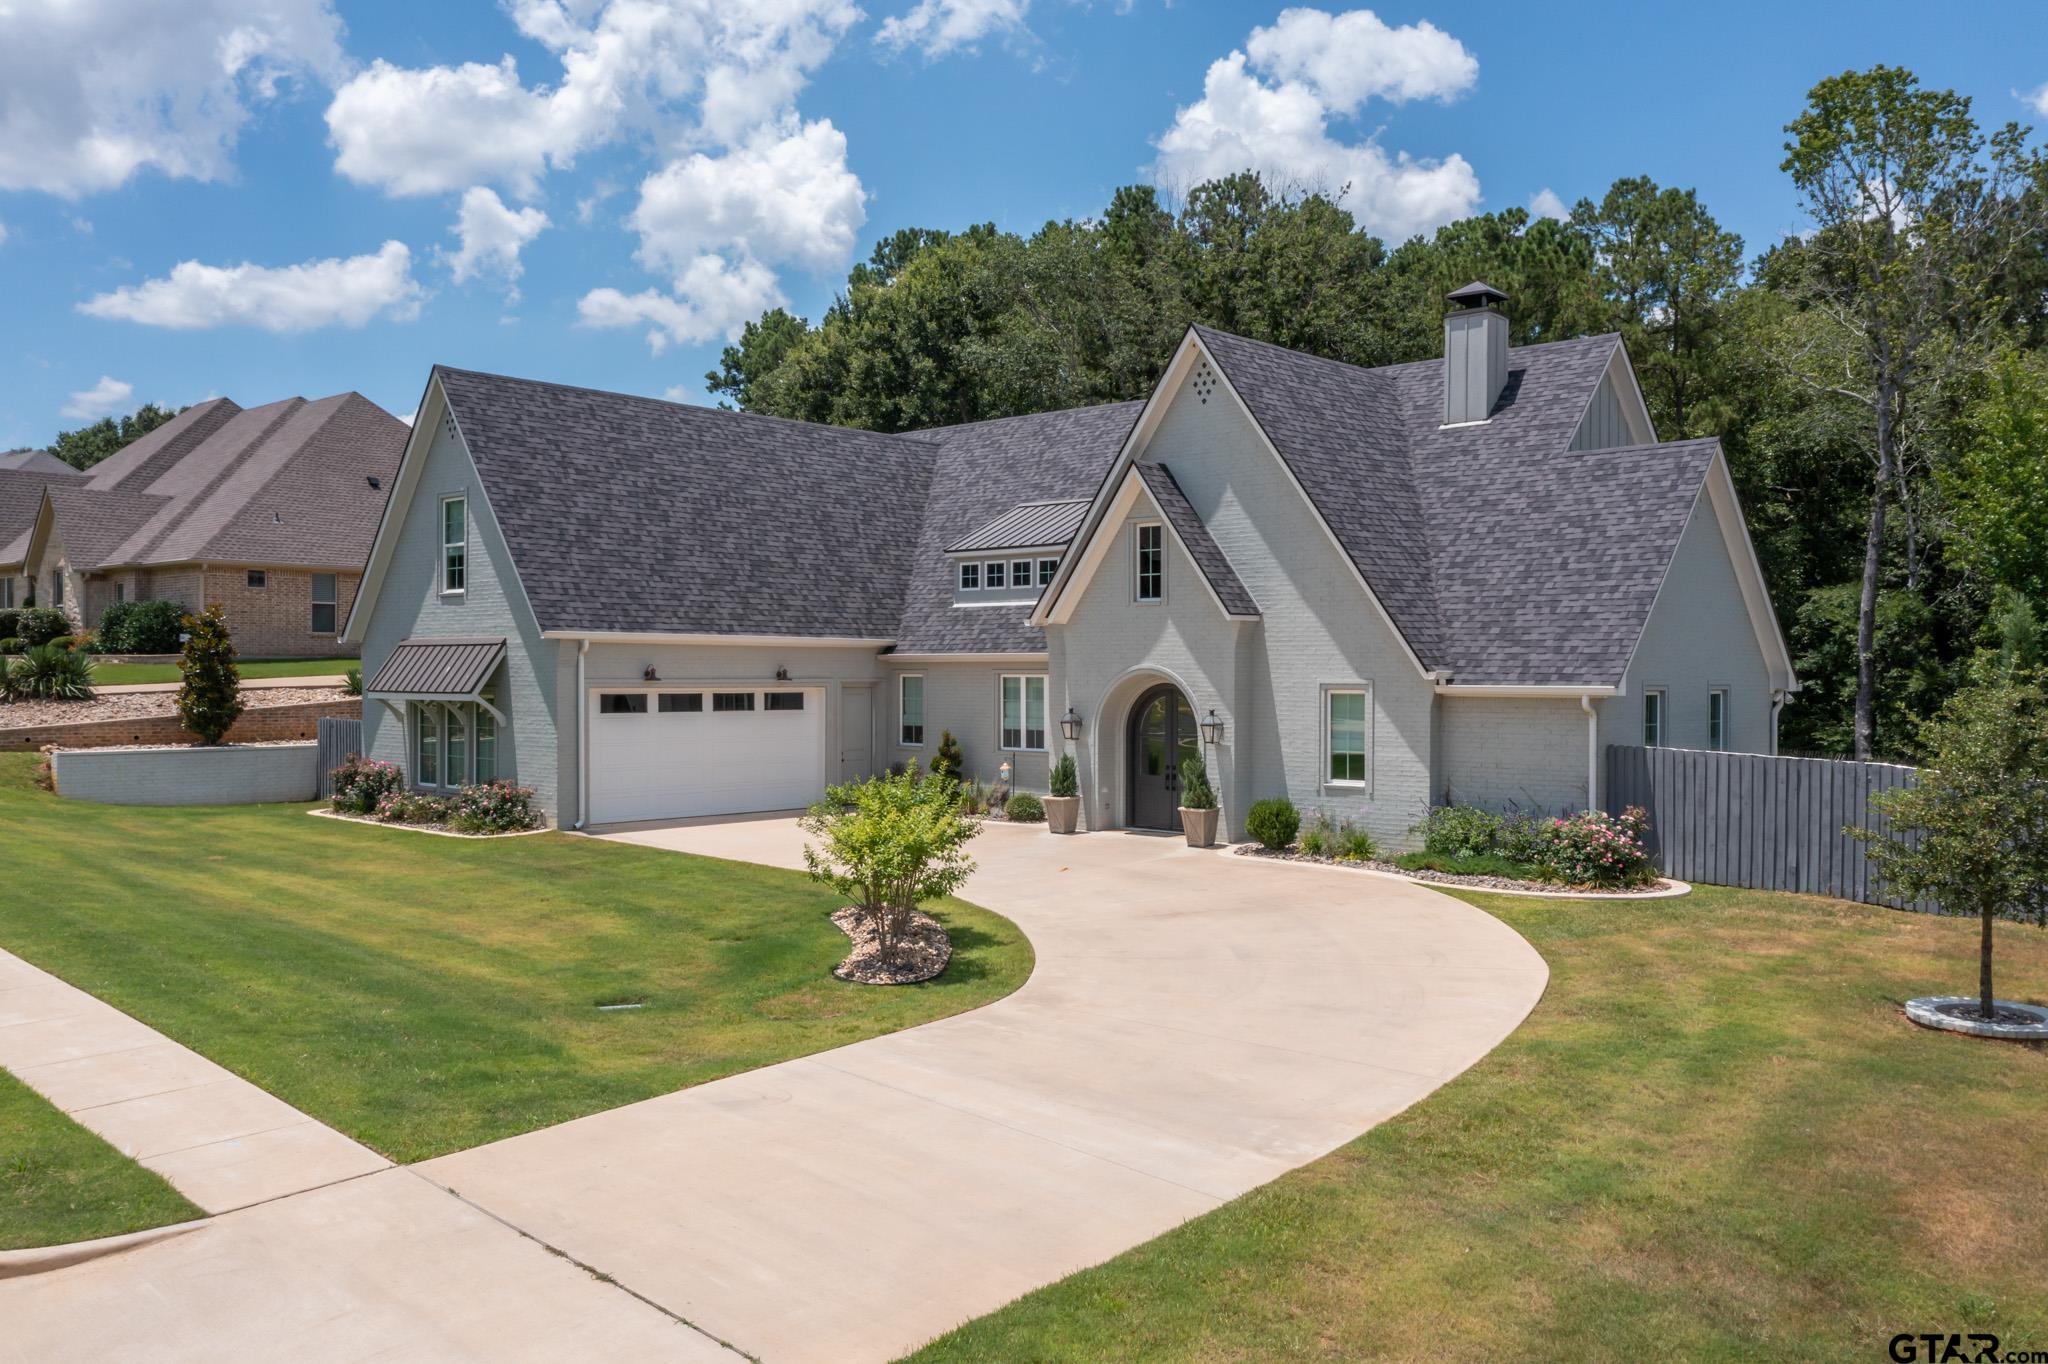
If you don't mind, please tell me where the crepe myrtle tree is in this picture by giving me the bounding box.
[176,604,243,745]
[800,771,980,962]
[1853,680,2048,1020]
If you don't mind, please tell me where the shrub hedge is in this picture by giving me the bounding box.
[1245,797,1300,851]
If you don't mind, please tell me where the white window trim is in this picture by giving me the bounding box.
[1707,686,1729,752]
[440,494,467,597]
[1321,682,1373,792]
[998,673,1048,753]
[1037,557,1058,588]
[958,561,980,591]
[1643,687,1666,748]
[1010,559,1032,589]
[1133,521,1163,603]
[898,672,926,748]
[474,706,498,784]
[310,572,339,636]
[983,559,1008,590]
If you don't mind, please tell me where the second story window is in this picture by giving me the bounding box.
[959,561,980,591]
[985,560,1006,590]
[1135,523,1162,602]
[1037,557,1058,587]
[49,571,63,608]
[442,496,467,595]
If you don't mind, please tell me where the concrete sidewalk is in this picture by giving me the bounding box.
[0,947,387,1213]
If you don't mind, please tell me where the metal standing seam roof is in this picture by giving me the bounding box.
[945,499,1091,553]
[367,636,508,696]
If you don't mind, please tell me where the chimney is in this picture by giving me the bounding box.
[1443,281,1509,424]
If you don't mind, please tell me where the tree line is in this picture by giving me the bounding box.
[707,66,2048,762]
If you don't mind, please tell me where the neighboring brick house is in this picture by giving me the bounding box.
[0,393,404,656]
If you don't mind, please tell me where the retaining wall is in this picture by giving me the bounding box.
[1,699,360,754]
[53,742,320,806]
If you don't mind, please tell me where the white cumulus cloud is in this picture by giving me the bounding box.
[579,254,784,352]
[78,241,423,332]
[323,0,861,197]
[0,0,347,197]
[443,187,551,294]
[61,375,135,421]
[2026,82,2048,117]
[876,0,1031,58]
[1528,187,1569,221]
[1243,7,1476,111]
[1152,38,1481,242]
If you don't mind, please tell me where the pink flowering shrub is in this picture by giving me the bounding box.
[330,756,405,815]
[447,781,542,834]
[375,790,452,825]
[1533,806,1656,888]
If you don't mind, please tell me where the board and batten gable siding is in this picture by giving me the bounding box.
[883,659,1053,793]
[1598,490,1773,761]
[1049,480,1253,836]
[358,416,562,820]
[1057,367,1437,848]
[1568,372,1635,452]
[1437,696,1590,815]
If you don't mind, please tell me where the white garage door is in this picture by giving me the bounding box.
[587,687,825,824]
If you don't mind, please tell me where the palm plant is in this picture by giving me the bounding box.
[13,643,94,700]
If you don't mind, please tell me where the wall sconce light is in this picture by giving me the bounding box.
[643,665,660,682]
[774,666,790,682]
[1060,707,1083,742]
[1199,709,1224,745]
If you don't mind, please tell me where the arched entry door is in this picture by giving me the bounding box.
[1127,683,1200,831]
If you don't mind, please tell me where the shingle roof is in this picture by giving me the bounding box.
[43,484,172,569]
[1133,463,1257,618]
[435,367,941,639]
[946,499,1091,554]
[0,470,63,567]
[0,449,83,477]
[367,636,507,696]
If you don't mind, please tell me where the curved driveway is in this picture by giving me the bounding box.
[3,820,1545,1364]
[429,819,1548,1361]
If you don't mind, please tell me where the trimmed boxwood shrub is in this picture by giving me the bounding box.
[0,638,23,656]
[16,608,69,648]
[1004,791,1045,823]
[97,599,185,654]
[0,609,20,641]
[1245,797,1300,851]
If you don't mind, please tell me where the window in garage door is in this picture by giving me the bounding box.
[764,691,805,711]
[659,693,703,713]
[713,692,755,712]
[599,693,647,714]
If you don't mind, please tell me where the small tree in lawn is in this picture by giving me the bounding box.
[800,772,980,963]
[1853,681,2048,1021]
[929,729,965,783]
[177,605,243,745]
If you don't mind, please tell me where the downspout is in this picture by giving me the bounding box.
[573,637,590,829]
[1770,688,1788,756]
[1581,692,1599,813]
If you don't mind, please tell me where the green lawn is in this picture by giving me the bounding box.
[911,886,2048,1362]
[0,753,1030,1163]
[88,656,352,686]
[1,1069,203,1251]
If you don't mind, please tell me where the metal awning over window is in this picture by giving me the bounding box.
[366,636,508,721]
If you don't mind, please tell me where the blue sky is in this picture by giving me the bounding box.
[1,0,2043,449]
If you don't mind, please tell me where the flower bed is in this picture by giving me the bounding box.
[327,756,545,835]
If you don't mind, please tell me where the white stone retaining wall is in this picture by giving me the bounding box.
[53,742,319,806]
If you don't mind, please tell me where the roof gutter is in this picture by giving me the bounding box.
[542,630,894,648]
[1582,692,1600,812]
[1433,682,1620,698]
[573,638,589,831]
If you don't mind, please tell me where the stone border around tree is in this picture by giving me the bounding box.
[1903,995,2048,1041]
[307,809,554,839]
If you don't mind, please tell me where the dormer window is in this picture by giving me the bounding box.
[959,562,980,591]
[1038,558,1058,587]
[985,560,1006,589]
[1011,559,1032,588]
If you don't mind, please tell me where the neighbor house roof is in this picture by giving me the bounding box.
[0,449,83,477]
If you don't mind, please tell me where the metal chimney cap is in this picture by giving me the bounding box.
[1446,280,1509,309]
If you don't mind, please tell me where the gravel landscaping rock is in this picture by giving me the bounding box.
[0,687,346,729]
[831,906,953,985]
[1232,843,1674,897]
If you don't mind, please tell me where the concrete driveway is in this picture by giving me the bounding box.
[3,820,1545,1363]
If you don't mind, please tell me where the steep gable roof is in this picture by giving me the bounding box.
[0,449,83,477]
[433,367,940,638]
[1133,462,1258,618]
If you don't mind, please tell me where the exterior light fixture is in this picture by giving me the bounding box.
[1060,707,1083,742]
[1199,709,1223,745]
[774,666,790,681]
[643,665,660,682]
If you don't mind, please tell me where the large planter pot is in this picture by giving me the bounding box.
[1180,806,1218,848]
[1043,794,1081,834]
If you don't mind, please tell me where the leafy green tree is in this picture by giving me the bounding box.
[176,605,242,744]
[1854,680,2048,1019]
[1941,349,2048,604]
[799,771,980,961]
[1573,176,1745,435]
[1784,583,1953,758]
[1777,64,2048,758]
[47,402,184,471]
[703,308,810,410]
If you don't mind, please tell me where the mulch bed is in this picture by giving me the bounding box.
[1232,843,1669,897]
[0,686,347,728]
[831,906,953,985]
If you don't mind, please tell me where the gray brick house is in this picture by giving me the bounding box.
[0,394,405,657]
[344,285,1797,844]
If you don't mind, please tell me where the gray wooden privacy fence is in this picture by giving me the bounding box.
[315,716,364,798]
[1604,744,1923,906]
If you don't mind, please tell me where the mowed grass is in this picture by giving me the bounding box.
[0,754,1030,1163]
[1,1069,202,1250]
[912,886,2048,1362]
[87,657,349,686]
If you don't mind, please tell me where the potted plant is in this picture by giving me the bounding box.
[1044,752,1081,834]
[1178,754,1219,848]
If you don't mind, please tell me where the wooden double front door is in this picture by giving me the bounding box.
[1127,684,1200,831]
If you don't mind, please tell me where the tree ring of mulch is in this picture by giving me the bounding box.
[1903,995,2048,1041]
[830,907,953,985]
